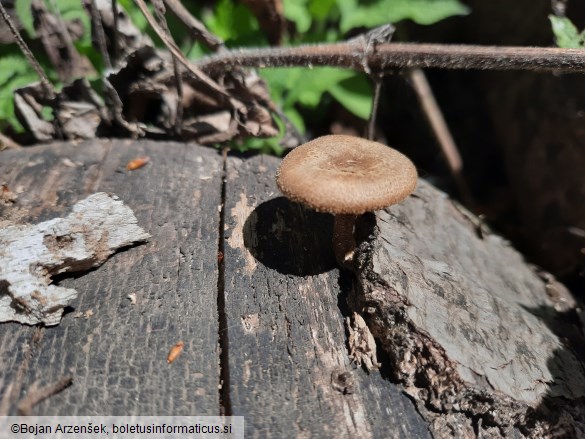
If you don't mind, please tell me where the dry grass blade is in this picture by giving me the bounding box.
[152,0,183,134]
[111,0,120,64]
[408,68,475,207]
[89,0,112,69]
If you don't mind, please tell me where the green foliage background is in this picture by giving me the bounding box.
[2,0,470,152]
[549,15,585,48]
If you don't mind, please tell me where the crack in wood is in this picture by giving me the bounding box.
[217,149,231,416]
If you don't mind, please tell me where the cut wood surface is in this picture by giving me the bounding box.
[0,140,430,438]
[223,155,430,438]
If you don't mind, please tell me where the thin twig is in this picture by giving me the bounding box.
[152,0,183,135]
[366,79,382,141]
[111,0,120,65]
[358,25,395,140]
[17,376,73,415]
[0,2,55,100]
[90,0,112,69]
[132,0,232,104]
[408,68,475,207]
[164,0,225,52]
[47,0,77,54]
[197,42,585,74]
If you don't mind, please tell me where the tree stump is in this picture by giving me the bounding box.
[0,140,429,438]
[1,140,583,438]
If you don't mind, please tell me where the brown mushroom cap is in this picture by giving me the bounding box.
[276,135,417,215]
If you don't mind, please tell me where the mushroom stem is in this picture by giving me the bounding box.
[333,214,358,269]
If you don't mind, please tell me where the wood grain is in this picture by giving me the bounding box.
[0,140,223,415]
[0,140,430,438]
[222,154,431,438]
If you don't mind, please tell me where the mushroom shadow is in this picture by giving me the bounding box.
[243,197,337,276]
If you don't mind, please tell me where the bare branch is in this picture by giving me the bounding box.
[366,80,381,141]
[152,0,183,134]
[111,0,120,65]
[89,0,112,69]
[163,0,224,52]
[408,68,475,207]
[132,0,232,104]
[197,42,585,74]
[0,1,55,100]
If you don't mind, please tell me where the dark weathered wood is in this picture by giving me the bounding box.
[0,140,223,415]
[222,154,431,438]
[354,180,585,438]
[0,140,431,438]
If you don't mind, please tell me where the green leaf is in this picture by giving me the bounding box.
[204,0,262,45]
[119,0,149,32]
[261,68,370,131]
[328,74,372,119]
[338,0,469,33]
[0,55,30,86]
[0,71,40,132]
[284,107,306,133]
[56,0,92,49]
[41,105,54,121]
[308,0,337,20]
[274,67,354,108]
[549,15,585,48]
[15,0,35,37]
[283,0,312,33]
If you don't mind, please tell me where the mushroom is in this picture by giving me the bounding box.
[276,134,417,269]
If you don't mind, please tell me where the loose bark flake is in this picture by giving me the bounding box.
[0,192,150,326]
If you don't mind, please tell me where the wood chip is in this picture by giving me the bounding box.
[167,341,185,364]
[127,156,150,170]
[346,312,380,372]
[127,292,137,304]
